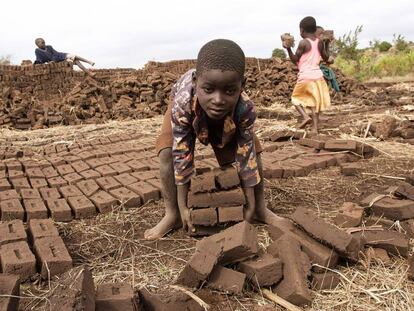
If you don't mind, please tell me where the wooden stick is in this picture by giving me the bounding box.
[363,121,372,139]
[169,285,210,311]
[361,173,406,181]
[262,289,304,311]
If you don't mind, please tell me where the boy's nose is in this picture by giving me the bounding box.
[212,92,226,106]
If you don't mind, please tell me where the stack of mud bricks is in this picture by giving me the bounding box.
[187,166,246,235]
[262,136,378,179]
[0,218,73,309]
[0,133,161,222]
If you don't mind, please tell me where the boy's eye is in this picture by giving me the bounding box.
[226,89,236,95]
[203,87,213,93]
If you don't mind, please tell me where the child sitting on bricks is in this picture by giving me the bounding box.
[283,17,331,134]
[144,39,284,240]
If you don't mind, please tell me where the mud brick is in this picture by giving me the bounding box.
[125,159,150,172]
[190,208,217,226]
[0,274,20,311]
[100,156,118,166]
[25,167,44,178]
[0,171,5,179]
[29,177,48,189]
[286,159,316,175]
[215,166,240,189]
[85,158,105,169]
[23,199,48,220]
[114,173,138,186]
[46,199,73,222]
[351,229,409,257]
[281,163,306,178]
[395,182,414,200]
[71,160,90,173]
[95,164,117,177]
[97,176,122,191]
[299,137,325,149]
[197,221,258,264]
[0,199,24,221]
[77,179,100,197]
[63,155,81,163]
[28,218,59,241]
[401,219,414,238]
[365,247,391,265]
[20,188,41,200]
[110,154,130,163]
[324,140,357,152]
[96,283,136,311]
[109,187,141,208]
[311,272,340,290]
[55,144,68,153]
[0,178,11,191]
[340,162,360,176]
[188,188,246,208]
[371,197,414,220]
[127,181,160,203]
[305,157,328,169]
[318,154,338,167]
[191,171,216,193]
[46,155,66,167]
[0,220,27,245]
[110,162,132,174]
[90,191,119,213]
[0,241,36,280]
[238,253,283,287]
[359,192,384,207]
[80,169,101,179]
[10,177,31,191]
[78,150,95,161]
[139,288,202,311]
[146,178,162,192]
[291,207,360,260]
[42,166,59,178]
[63,172,84,185]
[47,176,68,188]
[5,161,22,171]
[8,170,25,179]
[56,164,75,176]
[34,236,73,279]
[272,235,312,306]
[39,187,60,200]
[218,206,244,223]
[142,159,159,171]
[59,185,83,198]
[334,202,364,228]
[67,195,97,219]
[132,170,159,181]
[208,265,246,294]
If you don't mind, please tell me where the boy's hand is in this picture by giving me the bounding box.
[177,184,195,233]
[243,187,256,223]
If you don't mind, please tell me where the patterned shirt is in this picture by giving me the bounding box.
[171,69,260,188]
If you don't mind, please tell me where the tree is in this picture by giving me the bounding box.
[333,25,363,60]
[272,48,287,59]
[370,39,392,52]
[393,34,409,52]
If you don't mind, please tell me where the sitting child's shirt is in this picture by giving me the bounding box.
[35,45,67,64]
[171,69,260,188]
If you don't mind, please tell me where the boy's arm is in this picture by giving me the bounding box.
[319,40,330,62]
[285,39,308,64]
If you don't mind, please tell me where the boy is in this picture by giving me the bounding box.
[34,38,95,75]
[144,39,283,240]
[283,17,331,133]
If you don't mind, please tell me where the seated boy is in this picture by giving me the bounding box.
[34,38,95,75]
[144,39,283,240]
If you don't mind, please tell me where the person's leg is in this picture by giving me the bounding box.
[310,108,319,134]
[144,148,182,240]
[74,55,95,66]
[294,104,312,129]
[73,60,91,75]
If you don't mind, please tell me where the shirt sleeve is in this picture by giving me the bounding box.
[35,49,46,64]
[171,70,196,185]
[236,95,261,188]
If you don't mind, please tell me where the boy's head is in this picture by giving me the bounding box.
[315,26,324,38]
[194,39,245,120]
[35,38,46,49]
[299,16,317,38]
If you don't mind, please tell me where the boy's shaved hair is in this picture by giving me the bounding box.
[300,16,317,33]
[196,39,245,79]
[35,38,44,44]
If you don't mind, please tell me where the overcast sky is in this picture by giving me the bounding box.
[1,0,413,68]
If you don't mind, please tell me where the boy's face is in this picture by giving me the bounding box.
[36,39,46,49]
[193,69,244,120]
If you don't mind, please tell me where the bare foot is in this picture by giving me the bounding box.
[244,205,255,223]
[309,128,319,135]
[298,117,312,129]
[254,207,289,227]
[144,213,182,240]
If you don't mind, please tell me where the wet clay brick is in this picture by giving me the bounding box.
[67,195,97,219]
[334,202,364,228]
[188,188,246,208]
[26,167,44,178]
[46,199,73,222]
[56,164,75,176]
[291,207,360,260]
[215,166,240,189]
[47,176,68,188]
[28,219,59,241]
[77,179,100,197]
[218,206,244,223]
[71,160,90,173]
[10,178,31,191]
[197,221,258,264]
[85,158,105,169]
[79,169,102,180]
[285,159,316,175]
[0,274,20,311]
[60,185,83,198]
[0,220,27,245]
[49,265,95,310]
[34,236,73,279]
[114,173,138,186]
[238,253,283,287]
[351,229,409,257]
[191,171,216,193]
[371,197,414,220]
[23,199,48,220]
[0,189,20,201]
[401,219,414,238]
[365,247,391,265]
[8,170,25,179]
[263,163,284,179]
[340,163,361,176]
[324,140,357,152]
[39,187,61,200]
[125,159,150,172]
[95,165,117,177]
[281,163,306,178]
[208,265,246,294]
[20,188,41,200]
[0,199,24,221]
[0,241,36,280]
[311,272,340,290]
[109,187,141,208]
[90,191,119,213]
[42,166,59,178]
[272,235,312,307]
[0,178,11,191]
[146,178,162,193]
[190,208,217,226]
[127,181,160,203]
[395,182,414,200]
[63,172,84,185]
[139,288,202,311]
[97,176,122,192]
[299,137,325,149]
[96,283,136,311]
[109,162,132,174]
[29,177,48,189]
[131,170,159,181]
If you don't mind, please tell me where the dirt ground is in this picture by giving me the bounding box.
[2,82,413,311]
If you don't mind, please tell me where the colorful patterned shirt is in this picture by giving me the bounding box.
[171,69,260,188]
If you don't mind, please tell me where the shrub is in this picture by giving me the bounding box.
[272,48,287,59]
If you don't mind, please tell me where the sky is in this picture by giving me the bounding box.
[1,0,413,68]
